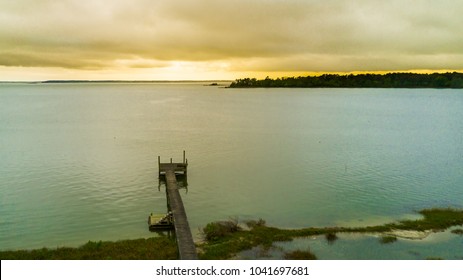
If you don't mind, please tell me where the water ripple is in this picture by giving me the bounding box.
[2,85,463,250]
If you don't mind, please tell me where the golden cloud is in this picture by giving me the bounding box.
[1,0,463,73]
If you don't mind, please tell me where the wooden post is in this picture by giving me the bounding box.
[183,150,186,164]
[158,156,160,176]
[170,158,172,163]
[185,158,188,176]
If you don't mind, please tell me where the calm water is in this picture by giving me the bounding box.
[1,83,462,258]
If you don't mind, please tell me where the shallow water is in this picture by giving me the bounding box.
[1,83,462,258]
[238,227,463,260]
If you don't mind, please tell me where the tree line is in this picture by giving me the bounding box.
[229,72,463,88]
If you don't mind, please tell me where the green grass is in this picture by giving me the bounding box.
[0,237,177,260]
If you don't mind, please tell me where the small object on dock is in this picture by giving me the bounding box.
[148,212,174,231]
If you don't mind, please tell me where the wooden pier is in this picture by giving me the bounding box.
[158,151,197,260]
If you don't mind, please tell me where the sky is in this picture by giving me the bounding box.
[1,0,463,81]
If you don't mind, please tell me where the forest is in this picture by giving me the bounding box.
[229,72,463,88]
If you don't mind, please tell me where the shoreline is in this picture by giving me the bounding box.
[1,208,462,260]
[228,72,463,88]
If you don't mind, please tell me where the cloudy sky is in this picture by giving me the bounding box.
[1,0,462,80]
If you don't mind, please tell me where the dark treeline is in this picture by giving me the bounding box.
[229,72,463,88]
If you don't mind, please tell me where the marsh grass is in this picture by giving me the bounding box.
[199,208,463,259]
[200,218,241,242]
[0,237,177,260]
[245,218,266,229]
[198,224,292,259]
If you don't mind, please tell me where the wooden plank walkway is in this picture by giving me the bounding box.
[159,153,197,260]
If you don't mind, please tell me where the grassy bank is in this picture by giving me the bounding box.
[0,237,177,260]
[1,208,462,260]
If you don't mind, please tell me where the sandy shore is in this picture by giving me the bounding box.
[387,230,432,240]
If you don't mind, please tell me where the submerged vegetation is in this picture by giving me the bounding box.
[379,236,398,244]
[229,72,463,88]
[284,249,317,260]
[1,208,462,260]
[325,232,338,244]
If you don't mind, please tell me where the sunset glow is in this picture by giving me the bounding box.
[1,0,463,81]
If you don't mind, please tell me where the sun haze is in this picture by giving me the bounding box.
[1,0,463,81]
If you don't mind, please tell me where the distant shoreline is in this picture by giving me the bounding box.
[229,72,463,88]
[0,80,233,84]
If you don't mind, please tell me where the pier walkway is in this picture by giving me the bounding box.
[158,152,197,260]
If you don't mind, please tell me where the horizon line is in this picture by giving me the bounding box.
[0,79,235,84]
[1,70,463,83]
